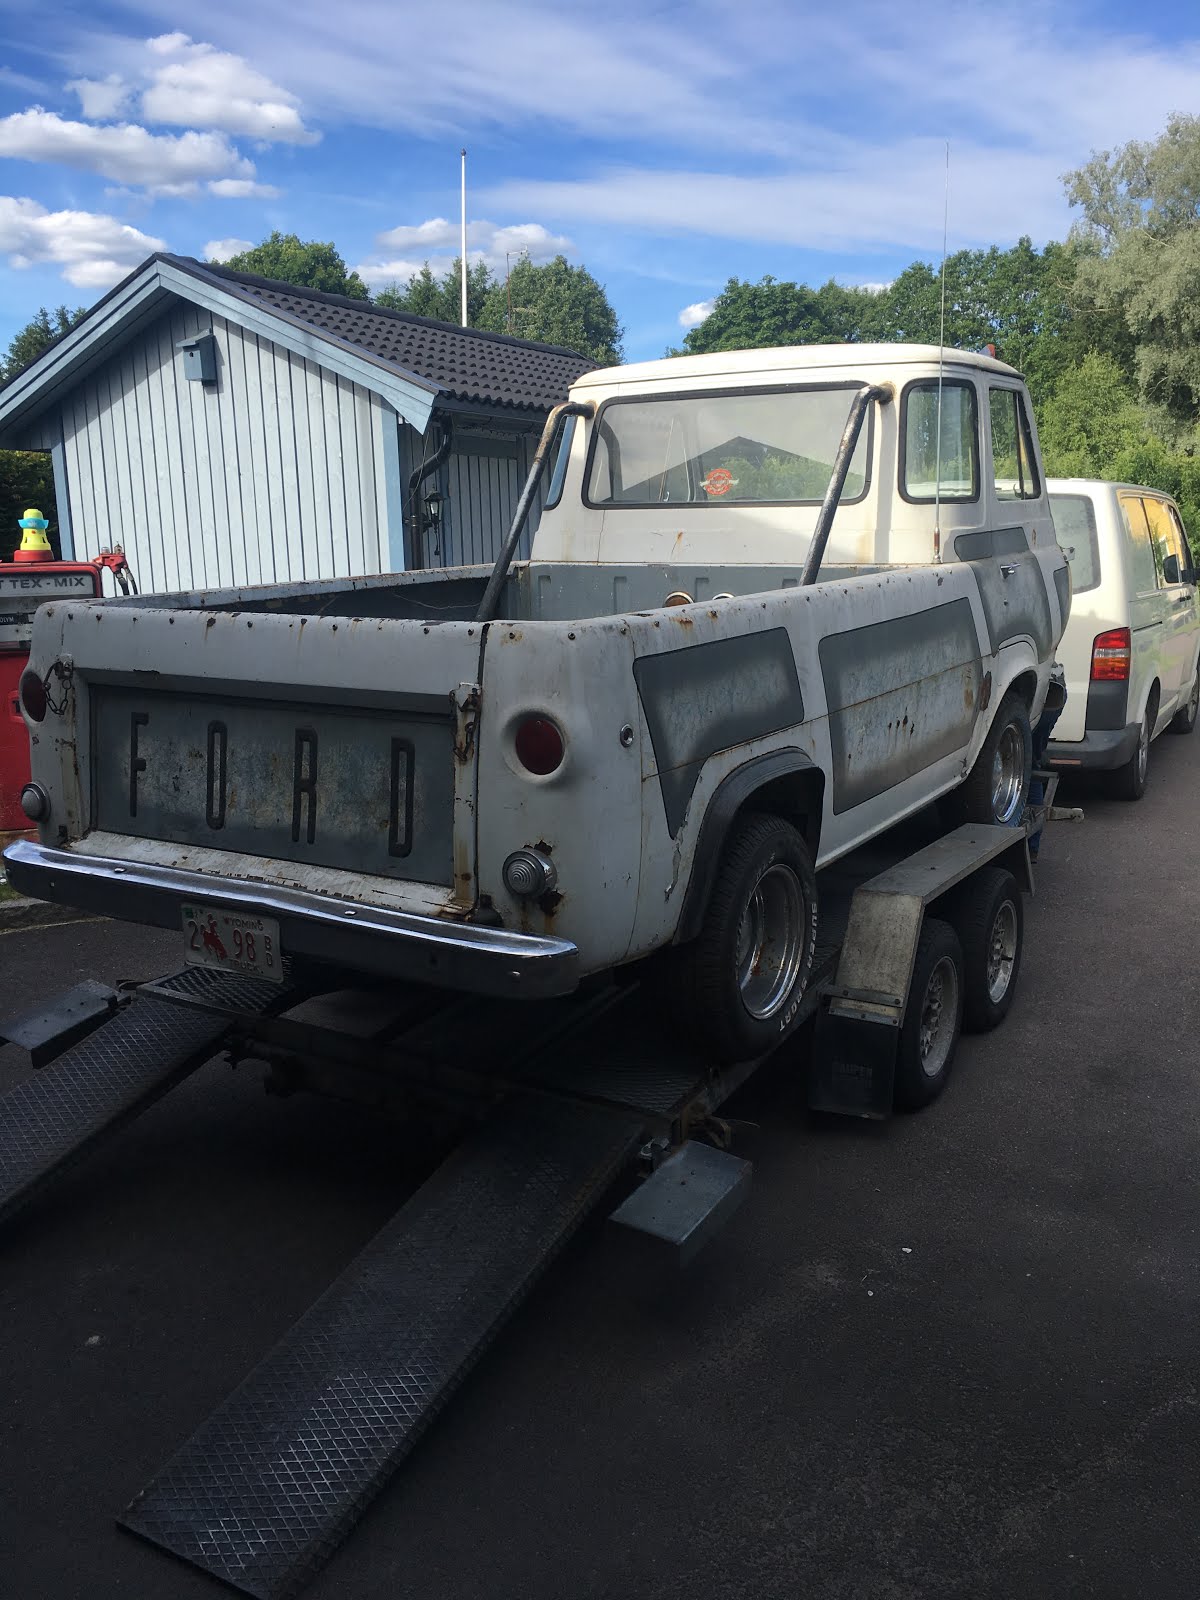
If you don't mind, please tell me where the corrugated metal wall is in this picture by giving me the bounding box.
[44,302,402,593]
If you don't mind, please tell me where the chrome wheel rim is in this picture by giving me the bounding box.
[990,725,1025,824]
[1137,712,1149,781]
[919,956,959,1077]
[986,901,1018,1003]
[735,863,806,1020]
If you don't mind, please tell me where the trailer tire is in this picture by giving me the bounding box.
[671,812,818,1062]
[950,867,1023,1033]
[944,692,1032,828]
[893,918,963,1111]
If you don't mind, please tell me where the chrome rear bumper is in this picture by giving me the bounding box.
[2,839,579,1000]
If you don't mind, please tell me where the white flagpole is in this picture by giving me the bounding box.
[460,148,468,327]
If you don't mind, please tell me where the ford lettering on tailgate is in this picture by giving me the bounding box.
[91,687,454,883]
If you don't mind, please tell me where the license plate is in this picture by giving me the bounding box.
[182,903,283,984]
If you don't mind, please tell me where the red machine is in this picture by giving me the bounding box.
[1,510,134,841]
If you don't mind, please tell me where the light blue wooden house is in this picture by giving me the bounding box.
[0,254,597,593]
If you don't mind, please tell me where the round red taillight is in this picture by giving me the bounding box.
[19,668,47,723]
[514,716,564,775]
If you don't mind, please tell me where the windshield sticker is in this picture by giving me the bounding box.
[702,467,736,497]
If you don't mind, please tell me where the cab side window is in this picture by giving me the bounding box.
[1120,496,1160,594]
[989,387,1041,499]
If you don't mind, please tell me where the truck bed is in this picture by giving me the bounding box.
[117,559,891,625]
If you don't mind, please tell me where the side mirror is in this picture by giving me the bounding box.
[1163,554,1180,585]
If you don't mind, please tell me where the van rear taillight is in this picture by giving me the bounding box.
[1091,627,1131,682]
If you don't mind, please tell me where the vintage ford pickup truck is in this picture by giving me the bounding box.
[7,344,1069,1058]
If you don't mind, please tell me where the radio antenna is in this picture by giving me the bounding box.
[933,140,949,561]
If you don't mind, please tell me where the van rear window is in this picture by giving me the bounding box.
[1050,494,1101,593]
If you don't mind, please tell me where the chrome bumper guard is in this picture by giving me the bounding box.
[2,839,580,1000]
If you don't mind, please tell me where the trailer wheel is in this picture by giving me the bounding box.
[673,812,818,1061]
[951,867,1023,1032]
[893,918,963,1110]
[944,692,1032,828]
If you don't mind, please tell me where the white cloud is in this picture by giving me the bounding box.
[357,216,572,286]
[0,196,164,287]
[140,33,317,145]
[204,236,253,262]
[0,108,255,193]
[483,140,1071,256]
[207,177,281,198]
[678,299,715,329]
[67,73,131,120]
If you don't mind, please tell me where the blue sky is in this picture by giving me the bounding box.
[0,0,1198,362]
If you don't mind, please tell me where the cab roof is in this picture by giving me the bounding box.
[572,342,1022,390]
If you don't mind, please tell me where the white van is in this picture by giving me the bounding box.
[1046,479,1200,797]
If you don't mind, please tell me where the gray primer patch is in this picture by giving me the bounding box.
[968,549,1054,657]
[634,629,804,837]
[819,599,982,814]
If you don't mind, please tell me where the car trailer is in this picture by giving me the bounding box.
[0,798,1054,1600]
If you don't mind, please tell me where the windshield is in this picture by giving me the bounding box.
[585,386,871,507]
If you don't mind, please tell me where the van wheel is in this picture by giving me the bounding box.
[894,918,963,1110]
[950,868,1024,1032]
[672,813,818,1062]
[1169,669,1198,735]
[1112,704,1151,800]
[944,692,1032,828]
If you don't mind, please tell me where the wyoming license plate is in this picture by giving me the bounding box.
[182,903,283,984]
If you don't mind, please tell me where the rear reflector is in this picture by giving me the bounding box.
[1091,627,1131,682]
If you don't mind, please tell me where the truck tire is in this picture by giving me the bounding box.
[1169,669,1198,734]
[893,918,963,1110]
[673,813,818,1062]
[943,692,1032,828]
[950,867,1023,1033]
[1111,702,1151,800]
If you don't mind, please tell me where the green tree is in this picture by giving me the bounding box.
[2,304,87,380]
[877,240,1099,404]
[680,275,887,355]
[375,258,496,323]
[0,451,58,558]
[218,232,369,299]
[0,305,87,553]
[1065,114,1200,427]
[475,255,623,363]
[1036,352,1147,476]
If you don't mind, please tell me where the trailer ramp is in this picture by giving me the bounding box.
[0,968,299,1228]
[121,1092,643,1600]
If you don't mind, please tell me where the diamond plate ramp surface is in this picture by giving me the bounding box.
[0,968,292,1228]
[121,1092,643,1600]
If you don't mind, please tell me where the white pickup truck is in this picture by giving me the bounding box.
[7,344,1069,1059]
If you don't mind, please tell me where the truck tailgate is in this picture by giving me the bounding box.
[27,601,484,904]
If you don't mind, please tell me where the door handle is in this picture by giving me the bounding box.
[1000,562,1018,577]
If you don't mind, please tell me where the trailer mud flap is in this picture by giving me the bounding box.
[120,1092,643,1600]
[809,1001,898,1119]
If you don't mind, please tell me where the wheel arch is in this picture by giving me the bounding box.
[675,749,824,946]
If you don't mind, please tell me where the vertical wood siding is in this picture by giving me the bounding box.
[399,423,547,569]
[47,303,399,594]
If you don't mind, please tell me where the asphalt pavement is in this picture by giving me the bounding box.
[1,728,1198,1600]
